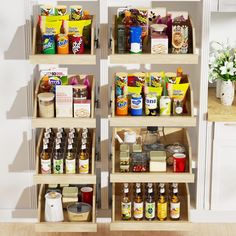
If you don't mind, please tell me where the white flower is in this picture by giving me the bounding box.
[220,61,236,76]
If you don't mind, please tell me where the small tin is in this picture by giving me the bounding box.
[131,94,143,116]
[130,26,142,54]
[145,94,158,116]
[116,95,128,116]
[160,96,171,116]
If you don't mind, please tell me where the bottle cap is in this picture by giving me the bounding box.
[173,187,178,194]
[147,126,158,132]
[124,188,129,193]
[55,144,60,150]
[68,144,73,150]
[160,187,165,194]
[43,144,48,150]
[148,187,153,193]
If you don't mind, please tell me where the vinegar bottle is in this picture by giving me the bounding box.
[157,184,167,221]
[133,183,143,221]
[121,183,131,220]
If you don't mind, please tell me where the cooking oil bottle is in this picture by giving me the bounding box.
[133,183,143,221]
[157,184,167,221]
[121,183,131,220]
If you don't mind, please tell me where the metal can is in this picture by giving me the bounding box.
[130,26,142,54]
[57,34,69,54]
[70,5,83,20]
[145,94,158,116]
[40,5,54,16]
[42,34,56,54]
[71,34,84,54]
[116,96,128,116]
[115,72,128,96]
[131,94,143,116]
[160,96,171,116]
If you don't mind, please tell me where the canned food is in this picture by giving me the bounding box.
[131,94,143,116]
[115,73,128,96]
[71,34,84,54]
[42,34,56,54]
[116,95,128,116]
[70,5,83,20]
[130,26,142,54]
[145,94,157,116]
[160,96,171,116]
[57,34,69,54]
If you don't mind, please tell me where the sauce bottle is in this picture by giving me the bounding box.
[40,143,51,174]
[121,183,131,220]
[157,184,167,221]
[133,183,143,221]
[65,142,76,174]
[170,185,180,220]
[53,143,64,174]
[145,183,155,220]
[79,143,89,174]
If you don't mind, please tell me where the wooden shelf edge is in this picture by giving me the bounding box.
[110,173,195,183]
[29,54,96,65]
[109,117,197,127]
[110,221,192,231]
[33,174,97,184]
[31,118,96,128]
[35,222,97,233]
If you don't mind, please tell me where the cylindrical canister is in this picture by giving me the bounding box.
[81,187,93,206]
[40,5,54,16]
[71,34,84,54]
[42,34,56,54]
[130,26,142,54]
[131,94,143,116]
[57,34,69,54]
[70,5,83,20]
[116,95,128,116]
[173,153,186,172]
[160,96,171,116]
[115,72,128,96]
[55,5,67,16]
[145,94,158,116]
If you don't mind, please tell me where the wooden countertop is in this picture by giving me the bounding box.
[208,87,236,122]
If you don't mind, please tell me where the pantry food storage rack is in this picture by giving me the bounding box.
[32,75,96,128]
[29,16,96,65]
[109,74,196,127]
[36,184,97,232]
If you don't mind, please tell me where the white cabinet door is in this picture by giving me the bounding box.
[219,0,236,12]
[211,123,236,210]
[211,0,219,12]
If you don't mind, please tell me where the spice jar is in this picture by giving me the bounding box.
[38,92,55,118]
[131,152,148,172]
[73,85,88,100]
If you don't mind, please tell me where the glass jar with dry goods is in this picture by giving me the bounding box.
[38,92,55,118]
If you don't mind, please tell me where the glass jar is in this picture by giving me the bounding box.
[73,85,88,100]
[38,92,55,118]
[165,143,186,166]
[131,152,148,172]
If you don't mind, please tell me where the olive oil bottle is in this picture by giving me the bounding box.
[121,183,131,220]
[170,185,180,220]
[133,183,143,221]
[145,183,155,221]
[157,184,167,221]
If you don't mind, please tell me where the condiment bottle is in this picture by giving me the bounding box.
[145,183,155,221]
[40,143,51,174]
[143,126,160,145]
[170,184,180,220]
[79,143,89,174]
[133,183,143,221]
[121,183,131,220]
[53,143,64,174]
[157,184,167,221]
[65,142,76,174]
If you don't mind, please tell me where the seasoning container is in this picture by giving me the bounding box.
[149,151,166,172]
[67,202,92,222]
[165,143,186,166]
[62,187,78,208]
[132,144,142,153]
[131,152,148,172]
[151,24,168,54]
[120,144,129,153]
[38,92,55,118]
[173,99,183,115]
[120,152,130,172]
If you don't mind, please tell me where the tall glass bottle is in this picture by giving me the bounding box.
[170,185,180,220]
[133,183,143,221]
[65,142,76,174]
[121,183,131,220]
[145,183,155,221]
[40,143,51,174]
[157,184,167,221]
[53,143,64,174]
[79,143,89,174]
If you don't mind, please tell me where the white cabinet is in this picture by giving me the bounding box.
[211,123,236,210]
[219,0,236,12]
[211,0,219,12]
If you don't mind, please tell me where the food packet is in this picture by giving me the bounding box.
[40,20,62,34]
[40,15,70,22]
[128,73,146,87]
[167,83,189,99]
[127,86,142,95]
[148,72,163,87]
[63,19,91,35]
[144,86,163,97]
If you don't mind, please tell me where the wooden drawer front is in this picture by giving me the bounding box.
[219,0,236,11]
[214,122,236,140]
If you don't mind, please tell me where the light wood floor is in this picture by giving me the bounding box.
[1,223,236,236]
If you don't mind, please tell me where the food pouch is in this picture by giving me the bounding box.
[63,20,91,36]
[167,83,189,99]
[40,15,69,22]
[40,20,62,34]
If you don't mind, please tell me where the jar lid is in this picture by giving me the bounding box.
[45,191,61,200]
[151,24,167,32]
[67,202,91,214]
[38,92,54,102]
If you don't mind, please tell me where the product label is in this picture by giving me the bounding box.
[53,159,64,174]
[145,202,155,219]
[170,202,180,219]
[121,202,131,220]
[157,202,167,220]
[66,159,76,174]
[79,159,89,174]
[41,159,51,174]
[133,202,143,219]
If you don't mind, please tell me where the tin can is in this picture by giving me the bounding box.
[55,5,67,16]
[115,73,128,96]
[42,34,56,54]
[116,96,128,116]
[130,26,142,54]
[71,34,84,54]
[131,94,143,116]
[57,34,69,54]
[160,96,171,116]
[173,153,186,172]
[145,94,157,116]
[40,5,54,16]
[70,5,83,20]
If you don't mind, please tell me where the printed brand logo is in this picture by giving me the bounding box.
[117,101,127,108]
[49,77,62,86]
[43,39,53,50]
[72,38,83,54]
[58,39,68,47]
[132,99,141,106]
